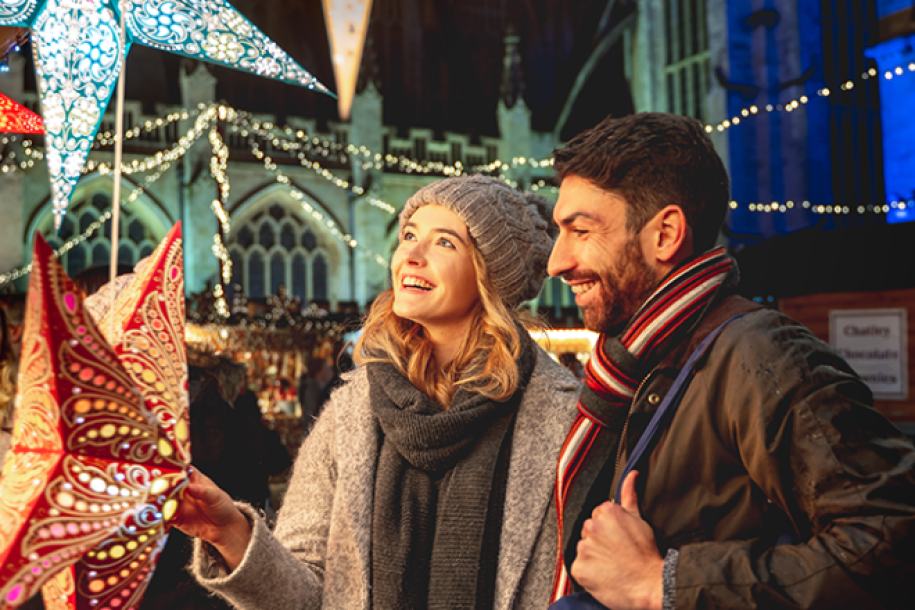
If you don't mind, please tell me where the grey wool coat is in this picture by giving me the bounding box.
[192,346,580,610]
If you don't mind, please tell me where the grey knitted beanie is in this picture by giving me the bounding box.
[400,175,556,308]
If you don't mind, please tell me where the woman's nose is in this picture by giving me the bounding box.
[404,243,427,266]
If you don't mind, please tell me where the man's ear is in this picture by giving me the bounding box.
[643,205,692,265]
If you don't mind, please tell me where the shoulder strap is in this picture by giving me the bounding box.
[614,312,750,503]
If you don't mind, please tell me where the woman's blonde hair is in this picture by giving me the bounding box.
[355,246,538,407]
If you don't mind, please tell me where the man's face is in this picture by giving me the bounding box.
[548,175,662,334]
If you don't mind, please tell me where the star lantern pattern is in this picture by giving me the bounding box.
[0,222,190,610]
[0,92,44,134]
[0,1,334,230]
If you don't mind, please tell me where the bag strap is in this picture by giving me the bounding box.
[614,312,749,503]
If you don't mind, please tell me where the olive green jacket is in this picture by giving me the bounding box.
[590,296,915,609]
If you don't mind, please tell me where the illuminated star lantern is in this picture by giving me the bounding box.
[0,1,334,230]
[322,0,373,120]
[0,91,44,134]
[0,223,190,610]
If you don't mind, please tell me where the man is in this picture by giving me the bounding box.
[548,113,915,610]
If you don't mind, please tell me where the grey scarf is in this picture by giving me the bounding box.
[368,331,535,610]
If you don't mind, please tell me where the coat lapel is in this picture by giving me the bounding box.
[333,370,380,610]
[496,350,580,608]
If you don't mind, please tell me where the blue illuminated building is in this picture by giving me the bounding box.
[718,0,889,247]
[867,2,915,225]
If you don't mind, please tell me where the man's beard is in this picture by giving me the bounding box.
[581,238,661,335]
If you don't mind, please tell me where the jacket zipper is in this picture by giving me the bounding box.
[613,366,660,478]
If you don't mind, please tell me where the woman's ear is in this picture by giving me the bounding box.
[644,205,692,265]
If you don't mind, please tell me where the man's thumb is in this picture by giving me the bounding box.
[621,470,641,517]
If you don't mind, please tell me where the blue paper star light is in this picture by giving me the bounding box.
[0,0,333,230]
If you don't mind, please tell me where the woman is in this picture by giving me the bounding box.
[177,175,580,610]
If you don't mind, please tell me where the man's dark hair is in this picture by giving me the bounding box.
[553,112,730,252]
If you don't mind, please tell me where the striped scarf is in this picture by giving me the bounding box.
[551,248,735,601]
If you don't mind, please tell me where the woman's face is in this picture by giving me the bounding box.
[392,205,481,334]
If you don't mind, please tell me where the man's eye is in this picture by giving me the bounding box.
[572,228,588,236]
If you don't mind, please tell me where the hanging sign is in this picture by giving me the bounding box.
[829,308,908,400]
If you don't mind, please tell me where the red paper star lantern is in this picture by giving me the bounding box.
[0,223,189,610]
[0,92,43,134]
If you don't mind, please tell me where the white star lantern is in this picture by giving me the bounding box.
[0,0,334,230]
[322,0,373,121]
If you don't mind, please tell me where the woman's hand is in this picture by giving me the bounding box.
[172,468,252,572]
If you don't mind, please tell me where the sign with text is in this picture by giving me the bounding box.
[829,308,908,400]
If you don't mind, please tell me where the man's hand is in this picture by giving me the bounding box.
[172,468,252,572]
[570,471,664,610]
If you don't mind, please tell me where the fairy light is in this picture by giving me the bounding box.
[208,123,235,318]
[247,137,389,268]
[0,167,171,285]
[705,59,914,134]
[233,113,398,214]
[730,199,910,215]
[10,63,912,288]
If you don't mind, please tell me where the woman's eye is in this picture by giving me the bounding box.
[402,231,416,242]
[438,237,455,249]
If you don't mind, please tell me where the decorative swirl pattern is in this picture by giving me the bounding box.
[124,0,331,93]
[0,451,59,553]
[0,92,44,134]
[5,0,331,229]
[0,228,189,610]
[73,495,177,610]
[40,568,74,610]
[0,0,37,24]
[31,0,124,225]
[11,252,63,453]
[101,230,190,466]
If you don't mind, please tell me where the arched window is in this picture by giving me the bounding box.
[270,252,286,296]
[227,200,337,306]
[67,243,87,275]
[228,249,245,301]
[79,212,95,235]
[91,243,108,267]
[313,253,328,301]
[118,244,134,267]
[259,224,275,249]
[249,251,265,298]
[59,217,76,241]
[36,191,162,277]
[128,219,146,244]
[237,226,254,248]
[280,223,295,250]
[291,253,307,300]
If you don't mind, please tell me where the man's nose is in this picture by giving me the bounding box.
[548,234,573,277]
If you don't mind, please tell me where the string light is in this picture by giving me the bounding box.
[232,113,398,214]
[209,125,233,318]
[0,166,171,285]
[728,199,913,215]
[247,136,390,268]
[705,60,914,134]
[8,62,912,287]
